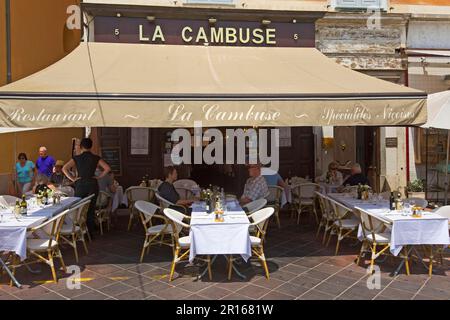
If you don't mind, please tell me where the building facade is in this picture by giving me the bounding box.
[0,0,83,192]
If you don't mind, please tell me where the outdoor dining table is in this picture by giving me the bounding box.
[328,193,449,274]
[0,196,81,261]
[189,199,251,279]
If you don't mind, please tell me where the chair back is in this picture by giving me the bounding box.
[315,191,330,218]
[403,197,428,208]
[163,208,189,238]
[62,205,81,234]
[291,183,320,200]
[135,200,160,227]
[266,185,283,205]
[125,187,155,205]
[31,210,68,249]
[327,198,351,226]
[73,199,91,229]
[356,209,378,241]
[249,207,275,242]
[290,176,309,185]
[175,187,194,200]
[434,205,450,221]
[96,191,111,209]
[0,195,20,207]
[242,198,267,215]
[155,192,176,209]
[173,179,198,190]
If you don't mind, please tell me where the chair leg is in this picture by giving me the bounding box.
[296,207,302,225]
[85,227,92,242]
[326,227,334,247]
[356,241,367,266]
[404,247,410,276]
[259,251,270,280]
[207,255,213,281]
[227,255,233,280]
[369,244,377,274]
[335,230,342,256]
[99,219,104,236]
[72,236,79,263]
[9,254,18,287]
[140,236,148,263]
[81,233,89,254]
[57,248,67,273]
[428,246,433,277]
[169,249,179,281]
[127,211,134,231]
[48,250,58,283]
[275,209,281,229]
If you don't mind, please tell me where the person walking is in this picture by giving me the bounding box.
[15,153,35,195]
[35,146,56,178]
[62,138,110,237]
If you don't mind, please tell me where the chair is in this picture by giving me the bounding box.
[155,192,188,215]
[430,206,450,274]
[354,208,410,275]
[247,207,275,279]
[174,187,194,200]
[315,192,335,243]
[135,201,176,263]
[20,211,69,283]
[75,197,94,242]
[59,202,90,263]
[242,198,267,215]
[326,198,360,255]
[403,197,428,208]
[163,208,212,281]
[0,195,20,207]
[265,185,283,228]
[173,179,198,190]
[291,183,321,225]
[125,187,155,231]
[95,191,112,235]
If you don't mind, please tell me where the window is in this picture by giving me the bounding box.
[330,0,387,10]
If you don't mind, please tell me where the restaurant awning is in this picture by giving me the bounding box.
[0,42,427,128]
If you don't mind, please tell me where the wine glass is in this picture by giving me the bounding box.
[402,203,411,216]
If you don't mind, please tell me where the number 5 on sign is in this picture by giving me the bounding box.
[114,28,120,36]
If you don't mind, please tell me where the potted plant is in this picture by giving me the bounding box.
[406,179,425,199]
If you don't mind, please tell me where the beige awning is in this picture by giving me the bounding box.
[0,42,426,128]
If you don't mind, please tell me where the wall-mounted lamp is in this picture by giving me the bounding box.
[116,13,121,18]
[261,19,271,26]
[322,126,334,154]
[208,17,217,25]
[146,15,156,22]
[292,19,297,24]
[340,140,347,151]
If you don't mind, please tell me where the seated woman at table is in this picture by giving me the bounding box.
[317,161,343,185]
[342,163,370,187]
[158,166,195,209]
[32,174,56,194]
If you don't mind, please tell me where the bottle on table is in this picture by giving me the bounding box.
[357,184,362,200]
[20,195,27,215]
[14,200,20,215]
[42,189,48,205]
[389,192,395,211]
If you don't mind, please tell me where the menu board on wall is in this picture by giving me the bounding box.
[101,147,122,176]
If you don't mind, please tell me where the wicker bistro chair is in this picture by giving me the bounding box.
[326,198,360,255]
[155,192,189,215]
[427,206,450,276]
[246,207,275,279]
[18,211,69,283]
[291,183,321,225]
[315,192,335,243]
[95,191,112,235]
[74,196,94,242]
[265,185,283,229]
[242,198,267,215]
[0,195,20,207]
[60,201,91,263]
[353,208,410,275]
[163,208,213,281]
[174,187,195,201]
[135,200,176,263]
[125,187,155,231]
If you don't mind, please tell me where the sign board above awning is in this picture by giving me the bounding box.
[0,42,427,128]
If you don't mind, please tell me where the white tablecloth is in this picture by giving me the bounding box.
[0,196,80,260]
[189,200,251,263]
[111,186,127,212]
[328,193,450,256]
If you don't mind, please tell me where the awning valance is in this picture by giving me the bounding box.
[0,42,427,128]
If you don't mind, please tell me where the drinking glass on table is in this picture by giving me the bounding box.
[402,203,411,216]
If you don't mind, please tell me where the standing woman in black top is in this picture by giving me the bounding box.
[62,138,111,235]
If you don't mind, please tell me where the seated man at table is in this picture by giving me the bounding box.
[240,163,269,205]
[342,163,370,187]
[158,166,195,211]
